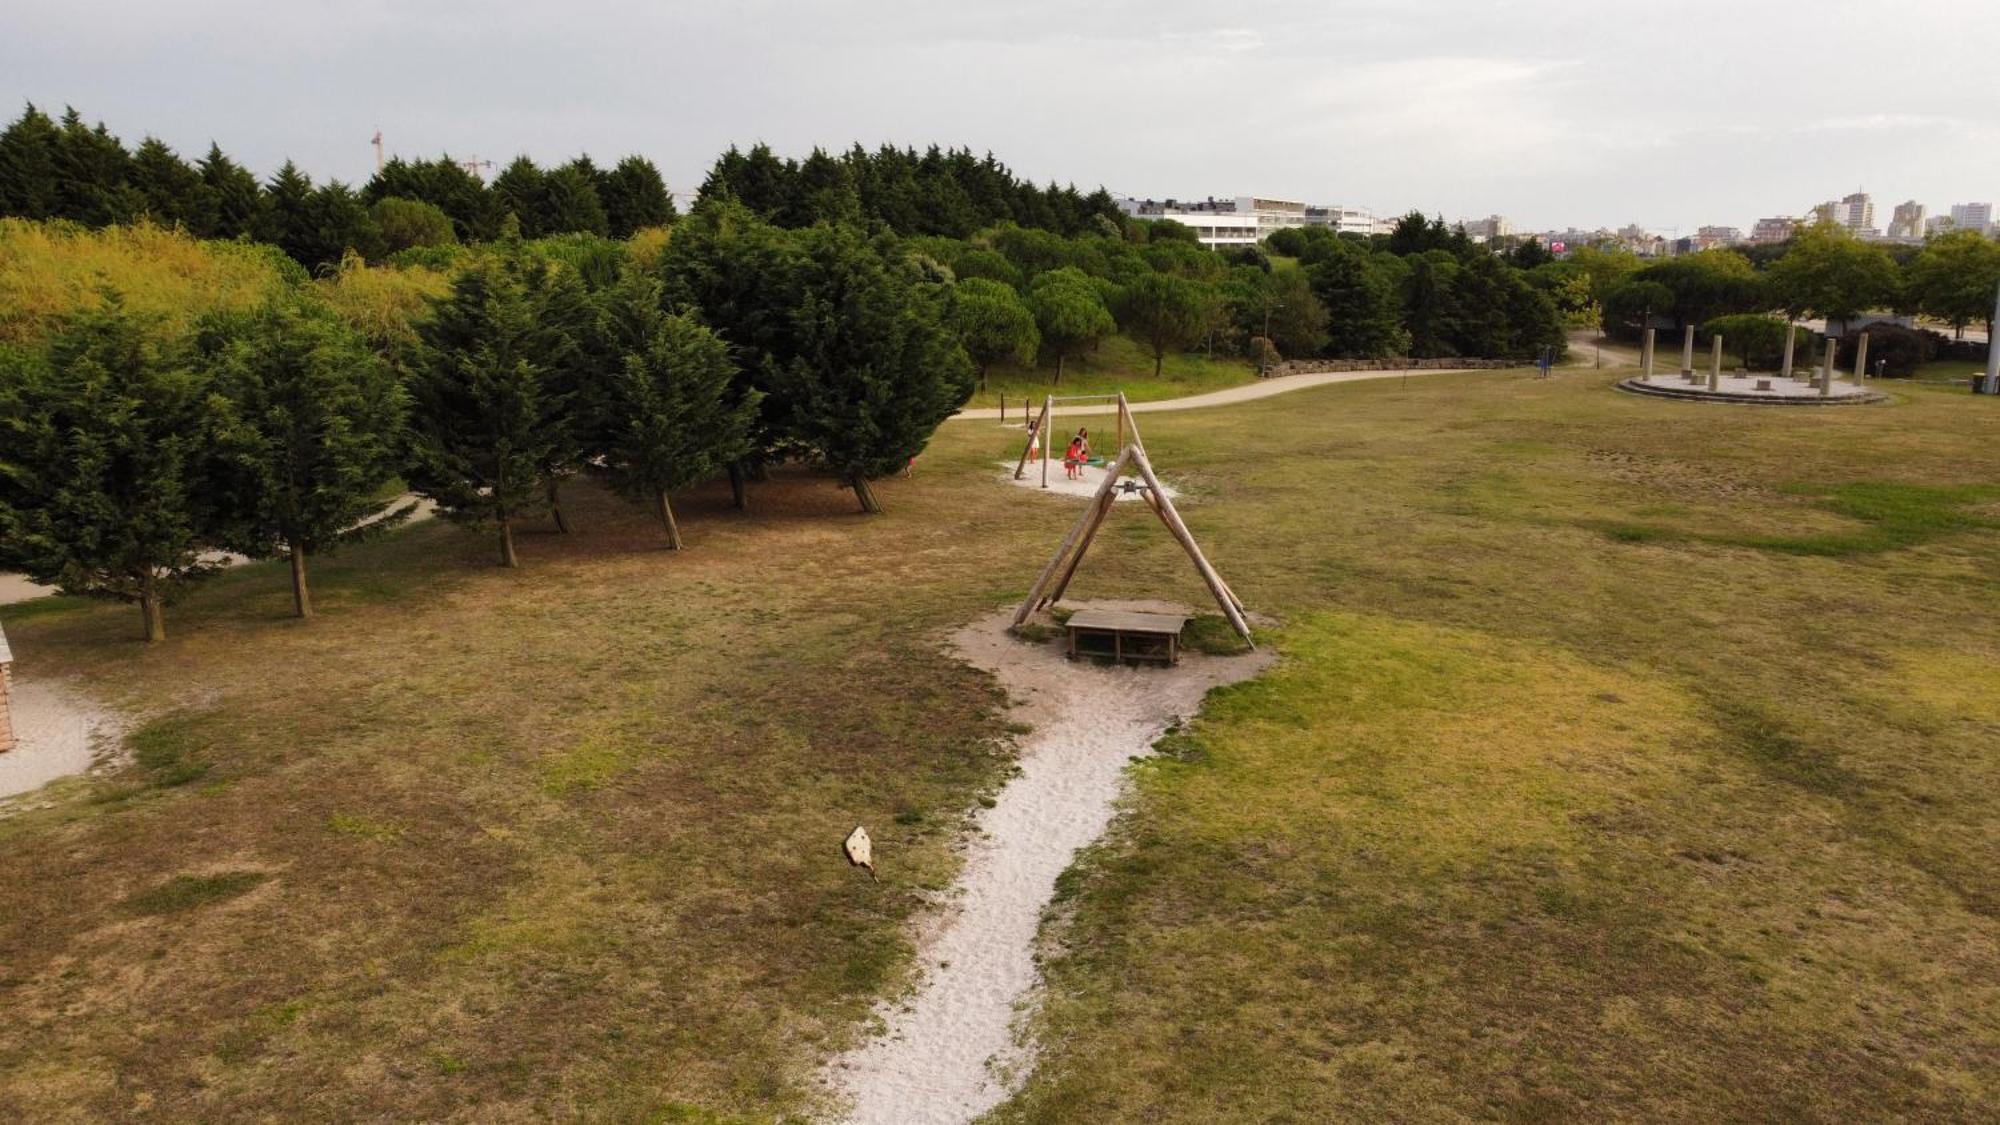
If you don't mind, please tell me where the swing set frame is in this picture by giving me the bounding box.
[1011,392,1132,488]
[1011,393,1254,648]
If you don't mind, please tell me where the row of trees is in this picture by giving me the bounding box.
[0,211,976,640]
[0,104,678,271]
[1562,224,2000,344]
[697,143,1124,239]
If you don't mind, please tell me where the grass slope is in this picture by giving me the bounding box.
[2,365,1998,1120]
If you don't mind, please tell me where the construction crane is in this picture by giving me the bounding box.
[456,156,496,179]
[371,129,384,174]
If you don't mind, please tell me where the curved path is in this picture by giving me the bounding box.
[950,364,1487,422]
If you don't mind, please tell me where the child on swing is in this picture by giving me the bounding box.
[1063,428,1090,480]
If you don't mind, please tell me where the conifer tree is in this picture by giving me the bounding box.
[600,155,675,236]
[1115,272,1218,377]
[491,156,548,236]
[196,143,263,239]
[949,277,1039,387]
[403,261,562,567]
[129,137,204,229]
[1028,266,1114,384]
[195,296,407,616]
[0,300,219,641]
[0,104,62,219]
[545,161,610,236]
[52,107,136,225]
[256,160,314,261]
[594,276,757,546]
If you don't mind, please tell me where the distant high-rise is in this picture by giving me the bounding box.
[1835,191,1875,233]
[1751,216,1800,244]
[1888,200,1926,240]
[1949,202,1993,235]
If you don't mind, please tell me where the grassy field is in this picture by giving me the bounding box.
[3,366,1998,1120]
[974,334,1259,410]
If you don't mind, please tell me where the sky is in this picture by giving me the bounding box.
[5,0,1998,234]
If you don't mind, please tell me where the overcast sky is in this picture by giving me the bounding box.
[5,0,1997,233]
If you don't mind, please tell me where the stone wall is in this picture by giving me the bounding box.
[0,622,13,754]
[1265,357,1522,377]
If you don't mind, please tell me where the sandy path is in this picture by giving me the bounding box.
[995,461,1177,502]
[825,607,1272,1123]
[0,674,125,804]
[950,365,1481,422]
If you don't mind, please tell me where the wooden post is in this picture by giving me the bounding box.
[1130,449,1253,646]
[1041,394,1052,489]
[1045,487,1119,606]
[1013,399,1050,481]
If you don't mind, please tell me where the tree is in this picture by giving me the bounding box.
[0,104,62,220]
[196,143,264,239]
[1906,230,2000,339]
[403,262,564,566]
[1768,224,1899,334]
[1702,313,1794,370]
[195,297,407,616]
[490,156,548,235]
[1260,265,1329,357]
[256,160,315,262]
[1116,272,1218,377]
[1630,250,1764,330]
[371,196,457,254]
[295,181,381,270]
[1308,244,1407,357]
[51,107,137,226]
[545,161,610,235]
[787,147,862,226]
[767,226,974,512]
[594,278,758,546]
[949,277,1039,387]
[0,301,218,641]
[600,155,675,237]
[128,137,203,229]
[1029,266,1114,383]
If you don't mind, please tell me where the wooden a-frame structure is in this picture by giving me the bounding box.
[1012,394,1254,648]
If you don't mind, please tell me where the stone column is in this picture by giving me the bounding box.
[1781,323,1797,379]
[1709,334,1723,391]
[1820,335,1834,398]
[1680,323,1695,376]
[1642,327,1656,380]
[0,624,14,755]
[1853,332,1870,384]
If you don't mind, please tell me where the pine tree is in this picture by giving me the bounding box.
[196,143,263,239]
[52,107,137,225]
[594,276,757,546]
[297,180,382,270]
[0,300,220,641]
[949,278,1039,387]
[1115,273,1219,377]
[768,226,973,512]
[256,160,315,264]
[194,296,407,616]
[545,161,609,235]
[403,261,562,566]
[129,137,204,229]
[491,156,548,236]
[1029,266,1115,384]
[600,155,675,236]
[0,104,62,219]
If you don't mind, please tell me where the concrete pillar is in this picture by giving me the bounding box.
[1642,327,1656,380]
[1984,281,2000,393]
[1853,332,1870,384]
[1820,335,1834,398]
[1781,323,1797,379]
[1709,334,1723,391]
[1680,323,1695,376]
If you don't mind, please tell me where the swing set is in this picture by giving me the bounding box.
[1011,392,1254,651]
[1011,392,1131,486]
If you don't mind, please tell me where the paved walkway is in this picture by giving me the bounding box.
[951,365,1486,422]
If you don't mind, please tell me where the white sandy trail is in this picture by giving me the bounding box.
[826,608,1271,1123]
[950,365,1482,421]
[0,675,125,804]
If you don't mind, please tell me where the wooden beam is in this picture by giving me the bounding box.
[1012,398,1050,481]
[1045,486,1118,607]
[1014,446,1134,625]
[1131,448,1253,646]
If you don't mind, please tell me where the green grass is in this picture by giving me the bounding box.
[3,365,1998,1119]
[974,333,1258,408]
[119,871,269,916]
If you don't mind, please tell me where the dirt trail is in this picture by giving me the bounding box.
[0,674,125,806]
[824,606,1272,1123]
[950,365,1480,422]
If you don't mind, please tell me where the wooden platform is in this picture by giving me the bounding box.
[1064,608,1190,666]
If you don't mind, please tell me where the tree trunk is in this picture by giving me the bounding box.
[656,489,684,550]
[139,574,165,643]
[1053,353,1065,385]
[1153,349,1165,378]
[850,471,882,514]
[546,477,571,534]
[499,516,519,568]
[747,458,769,482]
[978,362,989,390]
[727,462,748,511]
[289,544,313,618]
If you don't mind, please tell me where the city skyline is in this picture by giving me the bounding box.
[5,0,1999,235]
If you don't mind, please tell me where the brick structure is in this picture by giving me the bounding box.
[0,621,14,754]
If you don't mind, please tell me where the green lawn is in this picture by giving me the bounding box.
[3,363,1998,1120]
[974,333,1259,410]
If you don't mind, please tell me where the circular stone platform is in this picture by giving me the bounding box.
[1617,372,1887,406]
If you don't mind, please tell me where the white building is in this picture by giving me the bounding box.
[1120,194,1380,248]
[1750,216,1799,243]
[1305,203,1383,236]
[1949,202,1993,235]
[1459,214,1512,243]
[1833,191,1875,233]
[1888,200,1926,240]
